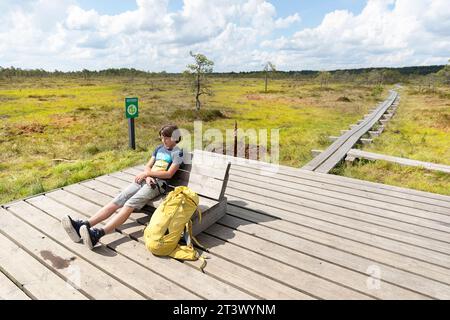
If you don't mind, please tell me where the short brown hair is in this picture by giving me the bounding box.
[159,124,182,143]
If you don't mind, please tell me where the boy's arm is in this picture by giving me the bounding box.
[147,164,180,180]
[144,157,156,175]
[135,157,155,184]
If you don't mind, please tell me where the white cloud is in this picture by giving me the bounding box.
[0,0,301,71]
[264,0,450,70]
[0,0,448,72]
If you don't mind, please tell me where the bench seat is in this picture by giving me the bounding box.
[141,150,231,236]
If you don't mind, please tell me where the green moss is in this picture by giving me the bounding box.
[0,77,448,203]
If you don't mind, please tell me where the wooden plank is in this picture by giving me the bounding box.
[229,167,450,218]
[208,218,433,299]
[227,179,450,234]
[0,231,86,300]
[121,208,442,299]
[222,190,450,284]
[348,149,450,174]
[227,160,447,214]
[8,200,200,300]
[193,149,450,207]
[226,190,450,254]
[119,220,373,300]
[225,191,450,256]
[360,138,373,145]
[230,165,449,215]
[81,178,124,196]
[194,234,372,300]
[328,136,339,142]
[0,271,30,300]
[225,185,450,246]
[1,206,145,300]
[126,166,226,199]
[130,150,230,181]
[66,182,322,299]
[39,190,255,299]
[192,198,227,236]
[224,206,450,299]
[197,250,314,299]
[302,90,398,172]
[95,174,138,189]
[311,149,323,157]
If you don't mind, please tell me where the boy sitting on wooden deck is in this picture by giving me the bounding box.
[62,124,183,250]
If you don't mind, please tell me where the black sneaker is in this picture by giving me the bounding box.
[80,225,104,250]
[179,231,190,246]
[62,215,87,243]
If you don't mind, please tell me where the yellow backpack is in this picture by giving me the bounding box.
[144,186,207,270]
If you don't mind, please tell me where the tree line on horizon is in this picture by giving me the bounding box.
[0,64,445,79]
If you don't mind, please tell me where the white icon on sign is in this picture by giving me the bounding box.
[127,104,137,115]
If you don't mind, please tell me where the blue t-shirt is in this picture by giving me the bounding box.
[151,144,183,172]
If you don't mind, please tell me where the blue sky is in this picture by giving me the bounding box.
[0,0,448,72]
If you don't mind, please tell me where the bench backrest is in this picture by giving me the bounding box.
[167,150,231,201]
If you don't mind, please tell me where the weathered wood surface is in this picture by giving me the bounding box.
[303,91,398,173]
[1,150,449,299]
[346,149,450,173]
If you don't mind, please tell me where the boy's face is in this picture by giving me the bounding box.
[161,135,177,149]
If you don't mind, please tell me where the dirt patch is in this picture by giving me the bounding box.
[40,250,76,269]
[148,87,167,92]
[434,114,450,131]
[246,94,264,100]
[51,115,77,128]
[170,108,229,121]
[337,96,351,102]
[28,94,57,99]
[209,142,268,160]
[12,122,47,135]
[246,93,286,101]
[74,107,92,112]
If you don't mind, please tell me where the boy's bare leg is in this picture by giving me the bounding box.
[88,201,121,227]
[102,205,135,234]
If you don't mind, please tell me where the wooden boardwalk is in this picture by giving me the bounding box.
[1,150,450,300]
[346,149,450,173]
[303,90,398,173]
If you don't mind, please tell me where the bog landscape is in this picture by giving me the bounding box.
[1,0,449,303]
[1,66,449,204]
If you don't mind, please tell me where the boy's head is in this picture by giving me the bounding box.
[159,124,181,148]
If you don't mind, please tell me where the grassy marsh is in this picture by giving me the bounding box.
[0,76,448,203]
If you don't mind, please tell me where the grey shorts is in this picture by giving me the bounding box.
[112,179,167,210]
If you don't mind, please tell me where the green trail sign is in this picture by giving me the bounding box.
[125,97,138,150]
[125,97,139,119]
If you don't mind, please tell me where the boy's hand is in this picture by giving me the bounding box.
[145,177,156,186]
[134,172,148,183]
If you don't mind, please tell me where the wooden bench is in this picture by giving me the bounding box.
[141,150,231,236]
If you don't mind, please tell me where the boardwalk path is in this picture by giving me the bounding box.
[1,150,449,299]
[303,90,398,173]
